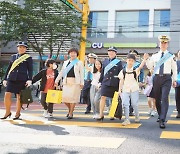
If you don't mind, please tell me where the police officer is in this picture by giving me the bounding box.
[175,50,180,118]
[82,53,97,114]
[1,42,33,120]
[97,46,123,120]
[145,35,177,129]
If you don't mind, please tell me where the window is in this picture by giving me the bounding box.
[160,10,170,27]
[88,12,108,38]
[154,10,170,37]
[139,11,149,27]
[115,11,149,38]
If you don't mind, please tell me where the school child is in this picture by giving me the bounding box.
[118,54,147,126]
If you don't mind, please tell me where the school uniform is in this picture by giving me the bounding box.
[146,50,177,123]
[4,53,33,94]
[99,58,123,98]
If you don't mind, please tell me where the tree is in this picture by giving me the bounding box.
[0,0,82,68]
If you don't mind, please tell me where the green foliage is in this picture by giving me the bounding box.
[0,0,82,60]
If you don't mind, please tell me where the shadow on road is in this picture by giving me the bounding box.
[10,123,69,135]
[8,147,78,154]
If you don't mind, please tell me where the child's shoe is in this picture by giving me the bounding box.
[135,116,140,123]
[122,119,131,126]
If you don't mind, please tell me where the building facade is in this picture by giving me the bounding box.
[87,0,180,56]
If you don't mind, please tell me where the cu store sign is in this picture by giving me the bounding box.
[91,43,103,49]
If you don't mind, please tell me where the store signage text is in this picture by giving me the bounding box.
[91,43,103,49]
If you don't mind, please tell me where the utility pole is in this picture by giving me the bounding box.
[79,0,89,62]
[63,0,89,62]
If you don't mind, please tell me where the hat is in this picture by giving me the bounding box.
[87,53,97,59]
[17,42,28,48]
[129,49,138,55]
[127,54,136,61]
[108,46,118,53]
[158,35,170,42]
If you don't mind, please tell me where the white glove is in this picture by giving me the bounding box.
[26,80,32,87]
[3,80,7,87]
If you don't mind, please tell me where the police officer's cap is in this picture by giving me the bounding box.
[87,53,97,59]
[158,35,170,43]
[108,46,118,53]
[129,49,138,55]
[17,41,28,48]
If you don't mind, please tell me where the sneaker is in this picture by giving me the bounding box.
[151,110,156,117]
[122,119,131,126]
[45,113,53,118]
[43,110,48,117]
[93,114,99,119]
[92,115,96,119]
[148,109,152,115]
[135,116,140,123]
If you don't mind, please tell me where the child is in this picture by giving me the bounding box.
[144,70,156,116]
[32,59,58,118]
[118,54,147,126]
[90,59,102,119]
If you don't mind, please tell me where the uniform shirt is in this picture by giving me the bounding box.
[44,69,55,93]
[99,58,123,88]
[146,50,177,81]
[118,67,140,93]
[4,53,33,81]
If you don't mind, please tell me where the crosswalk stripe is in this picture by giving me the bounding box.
[54,121,141,128]
[26,109,149,115]
[28,113,150,120]
[167,120,180,125]
[7,119,141,128]
[0,132,126,148]
[170,115,177,118]
[160,131,180,140]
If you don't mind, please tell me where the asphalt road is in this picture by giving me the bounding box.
[0,90,179,154]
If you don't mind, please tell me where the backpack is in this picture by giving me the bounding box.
[122,68,137,80]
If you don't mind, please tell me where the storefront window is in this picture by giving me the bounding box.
[115,11,149,38]
[154,10,170,37]
[88,12,108,38]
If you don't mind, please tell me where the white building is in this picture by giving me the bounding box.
[87,0,180,55]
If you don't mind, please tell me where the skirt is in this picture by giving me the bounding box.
[101,84,118,98]
[6,80,26,94]
[62,78,81,103]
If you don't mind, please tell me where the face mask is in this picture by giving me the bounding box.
[53,64,57,70]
